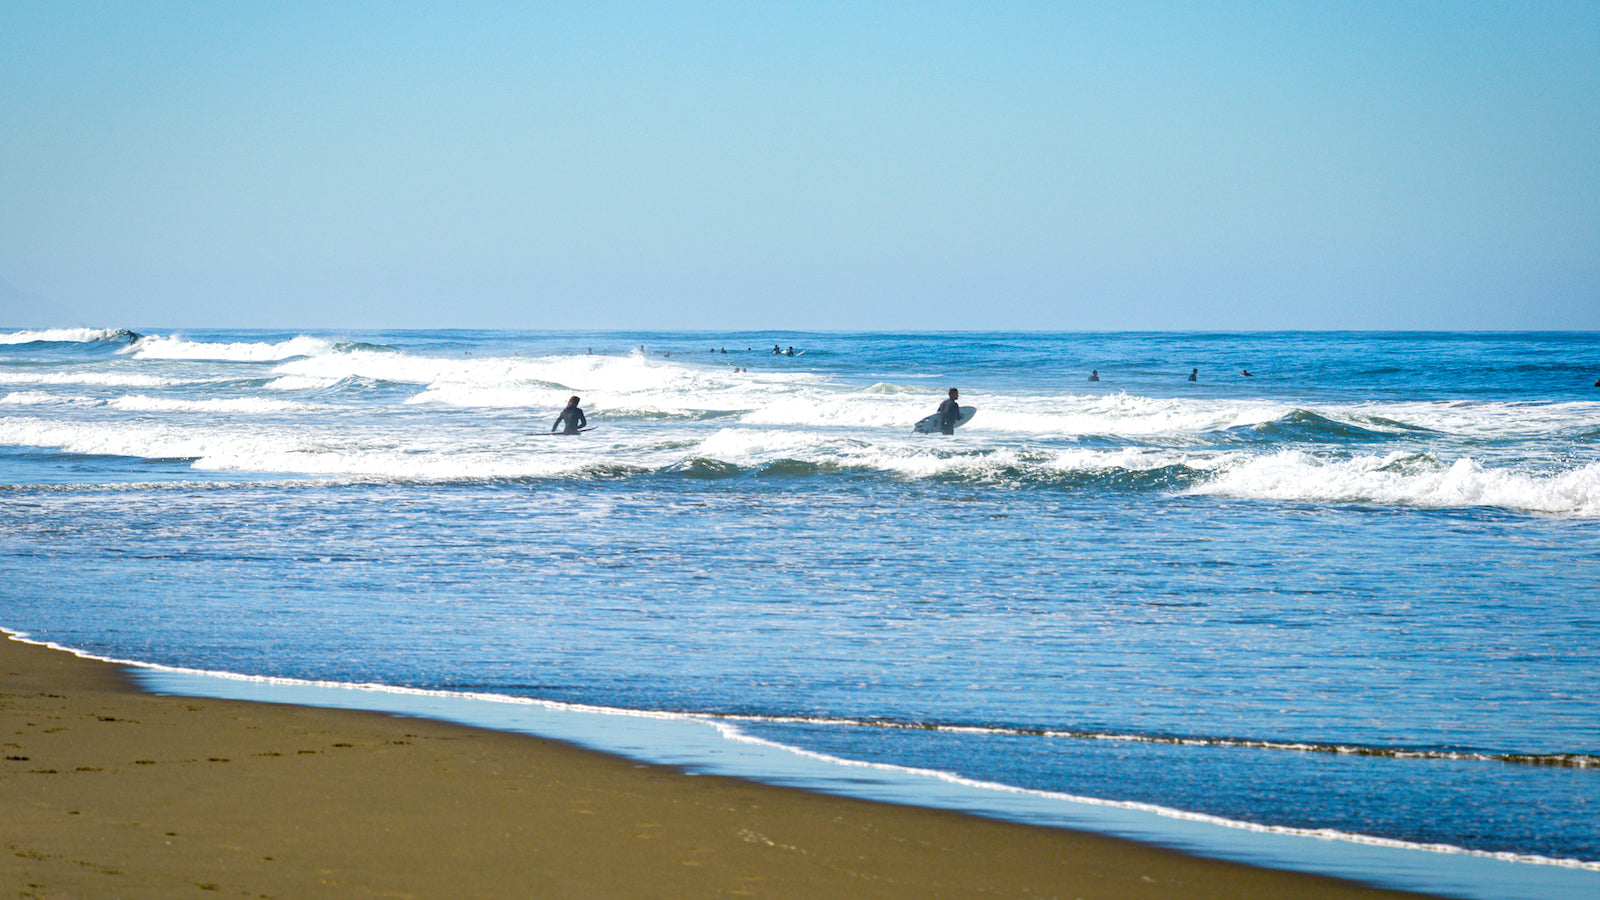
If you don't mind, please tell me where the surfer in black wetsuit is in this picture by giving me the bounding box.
[1189,368,1199,382]
[552,395,586,435]
[937,388,961,435]
[1089,369,1099,382]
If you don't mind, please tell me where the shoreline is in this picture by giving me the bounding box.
[0,633,1435,899]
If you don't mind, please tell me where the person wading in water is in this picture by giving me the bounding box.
[552,396,587,435]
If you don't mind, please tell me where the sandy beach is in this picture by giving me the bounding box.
[2,634,1430,899]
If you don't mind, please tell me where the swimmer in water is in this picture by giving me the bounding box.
[1089,369,1099,382]
[1189,368,1198,382]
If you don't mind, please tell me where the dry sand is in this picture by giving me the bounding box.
[2,634,1430,899]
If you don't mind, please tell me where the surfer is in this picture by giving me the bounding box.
[1242,369,1253,377]
[937,388,961,436]
[1189,368,1199,382]
[551,396,587,435]
[1089,369,1099,382]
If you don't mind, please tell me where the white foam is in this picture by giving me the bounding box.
[1042,446,1234,473]
[266,350,706,408]
[0,415,614,480]
[187,445,596,480]
[0,370,179,388]
[271,348,494,387]
[739,393,911,428]
[735,391,1292,437]
[1192,451,1600,516]
[1349,400,1600,440]
[0,416,255,462]
[108,395,325,414]
[1,391,64,406]
[390,354,823,417]
[981,394,1288,437]
[0,327,126,344]
[686,428,1233,484]
[127,334,336,361]
[262,375,342,391]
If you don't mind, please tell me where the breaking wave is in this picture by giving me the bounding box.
[0,327,140,345]
[1189,450,1600,516]
[127,334,336,361]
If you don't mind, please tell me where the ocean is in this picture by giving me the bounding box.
[3,328,1598,898]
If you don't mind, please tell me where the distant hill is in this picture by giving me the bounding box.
[0,276,75,327]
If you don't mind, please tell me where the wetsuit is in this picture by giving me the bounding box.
[553,405,586,435]
[937,397,961,435]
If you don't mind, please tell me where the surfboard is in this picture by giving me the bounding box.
[540,426,595,435]
[912,406,975,434]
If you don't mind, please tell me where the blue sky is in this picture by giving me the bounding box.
[2,2,1596,330]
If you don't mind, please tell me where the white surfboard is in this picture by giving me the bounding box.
[912,406,976,434]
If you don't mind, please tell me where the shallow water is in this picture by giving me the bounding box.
[3,328,1599,894]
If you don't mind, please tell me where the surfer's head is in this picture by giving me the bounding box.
[948,388,959,399]
[568,396,580,406]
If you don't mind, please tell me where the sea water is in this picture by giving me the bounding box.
[2,328,1598,898]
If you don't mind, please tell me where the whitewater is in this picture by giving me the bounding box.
[3,328,1598,899]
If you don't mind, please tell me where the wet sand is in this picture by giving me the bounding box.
[2,634,1430,899]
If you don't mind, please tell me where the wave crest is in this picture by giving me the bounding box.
[1190,451,1600,516]
[127,334,335,361]
[0,327,140,345]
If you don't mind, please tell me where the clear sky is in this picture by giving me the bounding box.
[2,1,1596,331]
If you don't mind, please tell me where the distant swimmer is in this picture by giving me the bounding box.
[1189,368,1198,382]
[786,346,796,356]
[773,344,782,354]
[1089,369,1099,382]
[937,387,961,435]
[1242,369,1254,377]
[551,395,587,435]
